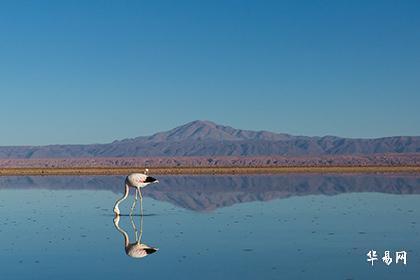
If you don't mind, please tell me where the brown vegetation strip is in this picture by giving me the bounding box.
[0,166,419,176]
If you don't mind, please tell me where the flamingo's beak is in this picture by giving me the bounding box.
[113,207,120,216]
[113,216,120,224]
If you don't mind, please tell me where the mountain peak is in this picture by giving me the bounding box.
[145,120,292,142]
[182,120,218,128]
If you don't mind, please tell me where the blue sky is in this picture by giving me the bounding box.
[0,0,419,145]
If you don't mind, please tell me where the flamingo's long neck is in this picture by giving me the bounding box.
[113,216,130,247]
[114,183,130,215]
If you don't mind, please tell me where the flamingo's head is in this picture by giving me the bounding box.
[113,206,120,216]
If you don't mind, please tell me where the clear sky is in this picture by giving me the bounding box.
[0,0,419,145]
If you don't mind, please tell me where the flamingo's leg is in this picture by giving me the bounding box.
[138,188,143,240]
[130,188,138,216]
[139,188,144,217]
[130,211,138,241]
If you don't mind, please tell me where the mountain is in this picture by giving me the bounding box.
[142,120,293,142]
[0,120,419,159]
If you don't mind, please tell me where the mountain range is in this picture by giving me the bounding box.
[0,120,419,159]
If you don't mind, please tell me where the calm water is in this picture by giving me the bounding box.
[0,174,419,279]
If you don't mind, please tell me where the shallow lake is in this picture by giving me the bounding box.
[0,174,419,279]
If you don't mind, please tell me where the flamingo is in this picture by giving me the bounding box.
[113,170,159,216]
[113,214,158,258]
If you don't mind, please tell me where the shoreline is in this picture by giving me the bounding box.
[0,166,420,176]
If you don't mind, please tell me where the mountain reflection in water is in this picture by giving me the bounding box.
[0,174,419,211]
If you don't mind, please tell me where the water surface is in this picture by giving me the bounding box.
[0,174,419,279]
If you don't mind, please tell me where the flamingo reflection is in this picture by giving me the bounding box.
[113,210,158,258]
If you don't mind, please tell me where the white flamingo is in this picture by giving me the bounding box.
[113,170,159,216]
[113,214,158,258]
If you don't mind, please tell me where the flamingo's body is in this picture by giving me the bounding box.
[113,171,159,216]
